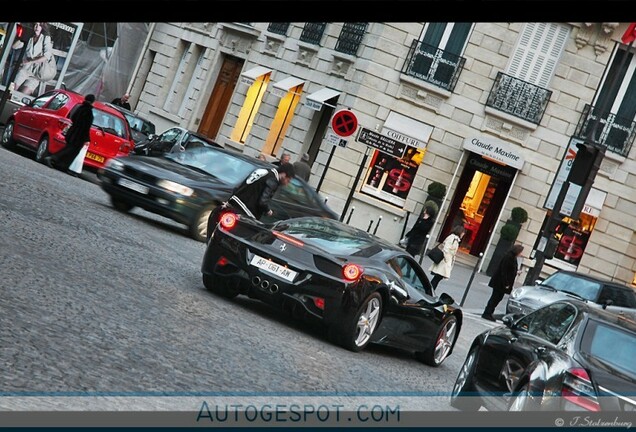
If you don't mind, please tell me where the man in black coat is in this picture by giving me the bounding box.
[206,163,295,240]
[404,204,436,256]
[111,93,131,110]
[45,94,95,172]
[482,244,524,321]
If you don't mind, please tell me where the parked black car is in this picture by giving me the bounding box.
[451,299,636,411]
[202,214,463,366]
[132,126,221,156]
[106,103,156,146]
[506,270,636,318]
[98,146,338,242]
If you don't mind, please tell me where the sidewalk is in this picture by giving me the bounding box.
[419,254,510,320]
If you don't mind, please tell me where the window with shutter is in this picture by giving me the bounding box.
[507,22,569,88]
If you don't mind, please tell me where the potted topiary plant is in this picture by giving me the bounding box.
[426,181,446,208]
[486,206,528,276]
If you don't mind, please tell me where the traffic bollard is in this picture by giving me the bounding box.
[460,252,483,307]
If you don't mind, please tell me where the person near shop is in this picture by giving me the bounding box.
[44,93,95,172]
[206,163,295,240]
[482,244,524,322]
[292,153,311,181]
[111,93,131,110]
[403,204,436,257]
[429,225,466,290]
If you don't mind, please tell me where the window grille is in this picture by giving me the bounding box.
[300,23,326,45]
[335,23,367,56]
[267,23,290,36]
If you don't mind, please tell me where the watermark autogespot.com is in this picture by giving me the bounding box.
[196,401,401,425]
[555,416,632,428]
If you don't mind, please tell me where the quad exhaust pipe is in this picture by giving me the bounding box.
[251,276,278,293]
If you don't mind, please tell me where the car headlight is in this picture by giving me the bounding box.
[156,179,194,196]
[509,287,525,299]
[105,158,124,171]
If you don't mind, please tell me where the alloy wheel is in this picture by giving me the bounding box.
[354,296,381,347]
[434,316,457,364]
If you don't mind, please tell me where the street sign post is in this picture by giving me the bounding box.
[357,127,406,158]
[331,109,358,137]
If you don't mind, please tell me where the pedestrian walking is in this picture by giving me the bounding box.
[429,225,466,291]
[206,163,295,240]
[292,152,311,181]
[44,93,94,172]
[111,93,131,110]
[482,244,524,321]
[403,204,436,257]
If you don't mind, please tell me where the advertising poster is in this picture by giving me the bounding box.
[361,146,424,207]
[0,22,82,100]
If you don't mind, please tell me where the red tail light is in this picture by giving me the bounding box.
[219,212,237,230]
[15,23,23,39]
[342,263,363,282]
[58,119,71,135]
[561,368,601,411]
[119,141,134,153]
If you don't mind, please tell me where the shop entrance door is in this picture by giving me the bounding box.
[439,152,517,256]
[198,55,243,140]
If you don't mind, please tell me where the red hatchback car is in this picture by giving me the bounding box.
[1,89,134,170]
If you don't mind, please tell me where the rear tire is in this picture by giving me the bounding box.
[35,136,49,162]
[111,197,134,213]
[1,121,17,150]
[416,315,458,366]
[450,347,481,411]
[332,292,382,352]
[203,273,239,299]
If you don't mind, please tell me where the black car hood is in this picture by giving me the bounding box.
[122,155,235,194]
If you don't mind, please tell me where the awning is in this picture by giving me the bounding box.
[271,77,305,97]
[305,88,341,111]
[239,66,272,86]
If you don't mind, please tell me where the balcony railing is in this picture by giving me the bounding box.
[486,72,552,125]
[573,104,636,157]
[401,40,465,92]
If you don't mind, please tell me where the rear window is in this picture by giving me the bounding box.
[581,320,636,378]
[279,218,383,257]
[124,113,155,135]
[92,109,129,139]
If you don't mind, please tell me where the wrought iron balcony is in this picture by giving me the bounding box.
[486,72,552,125]
[573,104,636,157]
[401,39,465,92]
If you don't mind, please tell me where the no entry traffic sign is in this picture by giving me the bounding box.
[331,109,358,137]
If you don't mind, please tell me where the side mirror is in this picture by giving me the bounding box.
[21,96,32,105]
[439,292,455,305]
[502,313,523,328]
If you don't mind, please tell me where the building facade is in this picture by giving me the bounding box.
[128,22,636,287]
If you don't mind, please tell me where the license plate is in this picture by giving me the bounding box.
[118,178,149,194]
[250,254,297,282]
[86,152,105,163]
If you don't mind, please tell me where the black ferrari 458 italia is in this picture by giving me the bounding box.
[201,213,463,366]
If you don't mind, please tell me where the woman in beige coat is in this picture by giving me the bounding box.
[429,225,466,290]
